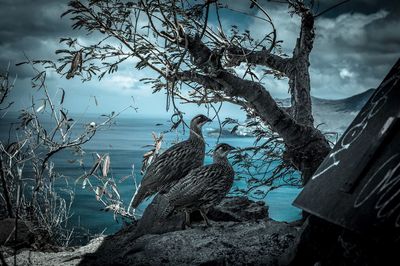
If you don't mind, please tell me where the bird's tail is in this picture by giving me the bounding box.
[131,185,149,209]
[133,194,179,238]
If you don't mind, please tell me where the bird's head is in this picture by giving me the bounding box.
[214,143,235,158]
[190,114,212,129]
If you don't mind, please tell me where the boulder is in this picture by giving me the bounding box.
[3,196,300,266]
[81,220,297,266]
[207,196,268,222]
[133,195,269,238]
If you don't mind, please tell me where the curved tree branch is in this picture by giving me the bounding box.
[225,46,292,75]
[59,0,331,183]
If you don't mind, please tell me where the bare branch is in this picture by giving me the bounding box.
[226,46,292,74]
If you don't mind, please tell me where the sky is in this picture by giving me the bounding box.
[0,0,399,120]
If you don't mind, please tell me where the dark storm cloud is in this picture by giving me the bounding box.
[0,0,73,78]
[311,7,400,89]
[315,0,400,17]
[0,0,70,43]
[234,0,400,98]
[1,0,399,102]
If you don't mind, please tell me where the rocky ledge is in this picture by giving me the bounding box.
[3,197,301,266]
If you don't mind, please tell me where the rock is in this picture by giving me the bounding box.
[0,218,33,248]
[133,196,269,238]
[0,218,61,252]
[3,196,299,266]
[90,220,297,266]
[2,237,104,266]
[4,220,298,266]
[207,196,268,222]
[132,194,186,238]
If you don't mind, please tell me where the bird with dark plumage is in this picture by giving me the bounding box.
[162,143,235,227]
[131,114,212,209]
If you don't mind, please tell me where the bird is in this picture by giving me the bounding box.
[162,143,235,227]
[131,114,212,209]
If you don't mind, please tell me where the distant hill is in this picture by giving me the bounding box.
[311,89,375,133]
[276,89,375,133]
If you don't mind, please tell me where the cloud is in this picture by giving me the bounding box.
[1,0,399,120]
[339,68,355,79]
[311,9,400,98]
[242,6,400,99]
[0,0,74,78]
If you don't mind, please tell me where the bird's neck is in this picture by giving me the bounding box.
[189,125,204,143]
[213,155,230,166]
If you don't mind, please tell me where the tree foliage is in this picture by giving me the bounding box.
[36,0,332,193]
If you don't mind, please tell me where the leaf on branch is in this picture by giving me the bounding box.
[152,132,163,152]
[36,99,47,113]
[82,178,88,189]
[93,95,98,106]
[222,117,238,127]
[95,186,104,201]
[110,182,120,200]
[55,49,73,55]
[135,56,150,70]
[89,159,101,176]
[247,70,260,81]
[60,88,66,104]
[102,155,110,177]
[231,125,239,134]
[59,37,77,47]
[118,175,129,183]
[15,61,30,66]
[36,104,45,113]
[254,190,265,195]
[141,133,163,174]
[60,109,68,121]
[56,62,69,74]
[66,50,83,79]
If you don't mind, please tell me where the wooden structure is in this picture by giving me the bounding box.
[294,59,400,242]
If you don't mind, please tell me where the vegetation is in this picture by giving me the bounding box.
[1,0,342,249]
[0,62,136,248]
[43,0,331,192]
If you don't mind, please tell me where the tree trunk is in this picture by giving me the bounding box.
[181,34,331,183]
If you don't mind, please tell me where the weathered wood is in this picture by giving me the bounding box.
[294,59,400,242]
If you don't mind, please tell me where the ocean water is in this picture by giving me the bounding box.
[0,114,302,235]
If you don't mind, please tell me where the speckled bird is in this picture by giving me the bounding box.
[131,114,212,209]
[163,143,235,226]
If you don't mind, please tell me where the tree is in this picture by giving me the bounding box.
[51,0,331,185]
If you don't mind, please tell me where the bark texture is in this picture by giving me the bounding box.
[63,0,332,183]
[178,4,331,182]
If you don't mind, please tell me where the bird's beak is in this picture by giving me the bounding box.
[200,117,212,126]
[227,145,235,151]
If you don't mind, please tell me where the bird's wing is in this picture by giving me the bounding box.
[140,140,202,190]
[167,164,226,208]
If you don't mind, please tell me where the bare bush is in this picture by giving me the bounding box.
[0,62,135,248]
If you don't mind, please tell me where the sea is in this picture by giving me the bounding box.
[0,114,302,236]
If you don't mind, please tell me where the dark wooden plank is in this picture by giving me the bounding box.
[293,58,400,242]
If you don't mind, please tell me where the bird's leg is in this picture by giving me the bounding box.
[184,209,192,229]
[199,208,212,227]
